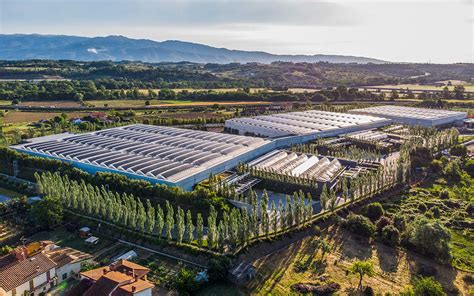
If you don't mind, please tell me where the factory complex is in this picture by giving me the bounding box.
[12,106,465,190]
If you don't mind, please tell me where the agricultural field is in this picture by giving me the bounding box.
[364,83,474,93]
[16,100,83,108]
[2,111,90,124]
[86,99,270,108]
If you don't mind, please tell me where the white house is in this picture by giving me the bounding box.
[0,248,57,296]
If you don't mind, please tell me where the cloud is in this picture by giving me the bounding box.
[0,0,356,28]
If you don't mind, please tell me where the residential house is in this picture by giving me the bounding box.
[68,259,154,296]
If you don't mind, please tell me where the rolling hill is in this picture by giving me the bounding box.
[0,34,386,64]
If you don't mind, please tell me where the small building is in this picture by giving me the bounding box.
[79,227,91,238]
[112,250,138,262]
[84,236,99,246]
[69,259,154,296]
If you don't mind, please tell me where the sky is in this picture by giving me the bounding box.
[0,0,473,63]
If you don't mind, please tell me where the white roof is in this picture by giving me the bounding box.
[12,124,270,183]
[225,110,388,137]
[79,227,90,232]
[350,105,467,121]
[85,236,98,243]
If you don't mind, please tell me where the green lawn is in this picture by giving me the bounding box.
[28,227,114,255]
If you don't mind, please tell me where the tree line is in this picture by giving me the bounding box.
[35,172,314,252]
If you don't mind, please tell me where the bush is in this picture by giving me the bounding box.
[344,213,376,238]
[429,159,443,173]
[365,202,384,221]
[376,216,392,233]
[449,144,467,158]
[430,206,440,218]
[412,276,446,296]
[207,257,231,281]
[439,189,450,199]
[174,267,200,295]
[381,225,400,246]
[407,218,451,261]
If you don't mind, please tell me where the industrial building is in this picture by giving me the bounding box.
[349,106,467,127]
[12,124,273,190]
[225,110,391,140]
[249,150,344,182]
[12,110,394,190]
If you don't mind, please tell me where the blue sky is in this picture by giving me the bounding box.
[0,0,472,63]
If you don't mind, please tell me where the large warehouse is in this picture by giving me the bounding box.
[349,105,467,127]
[225,110,391,141]
[12,124,273,190]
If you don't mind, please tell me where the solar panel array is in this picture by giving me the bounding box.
[225,110,389,138]
[250,150,343,182]
[16,124,270,182]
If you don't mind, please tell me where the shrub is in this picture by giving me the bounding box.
[207,257,231,281]
[393,214,406,231]
[376,216,392,233]
[381,225,400,246]
[365,202,384,221]
[174,267,200,295]
[407,218,451,261]
[344,213,376,238]
[439,189,450,199]
[412,276,446,296]
[449,144,467,158]
[429,159,443,173]
[430,206,440,218]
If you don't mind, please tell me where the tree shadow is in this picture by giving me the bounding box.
[406,251,461,296]
[246,239,303,293]
[374,243,401,273]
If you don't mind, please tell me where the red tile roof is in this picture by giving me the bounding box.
[0,252,56,292]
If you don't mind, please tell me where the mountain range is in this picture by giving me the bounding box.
[0,34,386,64]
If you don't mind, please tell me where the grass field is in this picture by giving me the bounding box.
[29,227,114,255]
[137,88,268,95]
[87,99,270,108]
[365,83,474,92]
[243,226,471,295]
[17,100,83,108]
[2,111,90,124]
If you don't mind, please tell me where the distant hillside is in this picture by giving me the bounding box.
[0,34,386,64]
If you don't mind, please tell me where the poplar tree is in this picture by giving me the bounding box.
[176,207,185,243]
[165,201,174,241]
[196,213,204,247]
[185,210,194,243]
[155,204,164,239]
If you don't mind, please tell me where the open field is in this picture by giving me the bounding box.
[2,111,90,124]
[137,88,268,94]
[28,227,114,255]
[17,100,83,108]
[242,226,472,295]
[87,99,270,108]
[364,83,474,92]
